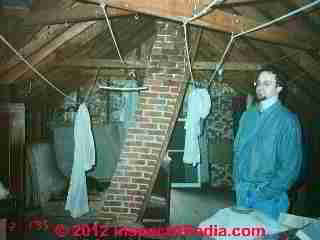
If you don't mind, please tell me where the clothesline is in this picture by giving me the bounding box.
[0,34,78,104]
[181,0,320,90]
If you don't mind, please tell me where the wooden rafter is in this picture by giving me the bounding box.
[55,58,263,70]
[0,21,96,84]
[0,24,69,76]
[23,4,132,26]
[84,0,317,51]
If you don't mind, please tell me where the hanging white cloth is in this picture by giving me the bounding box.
[119,79,138,126]
[65,103,96,218]
[183,87,211,166]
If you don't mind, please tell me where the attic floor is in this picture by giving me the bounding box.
[8,188,234,240]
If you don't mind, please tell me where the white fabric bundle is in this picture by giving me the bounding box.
[0,181,9,200]
[65,103,96,218]
[183,87,211,166]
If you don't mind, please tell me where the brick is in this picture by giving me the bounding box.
[151,86,170,92]
[159,124,168,130]
[168,55,185,62]
[170,87,180,93]
[127,190,147,196]
[115,195,134,201]
[128,160,146,165]
[109,182,119,188]
[164,112,173,118]
[127,153,140,158]
[123,201,142,208]
[148,99,166,105]
[140,92,160,98]
[151,149,161,154]
[139,184,148,190]
[127,171,143,177]
[105,195,114,200]
[139,123,158,129]
[130,147,150,154]
[151,55,168,61]
[110,207,129,213]
[143,111,162,117]
[132,178,150,184]
[134,196,144,202]
[143,173,152,179]
[127,141,143,147]
[136,117,151,122]
[160,93,176,99]
[139,104,155,110]
[156,136,165,142]
[136,135,155,141]
[139,98,147,104]
[107,188,125,195]
[144,142,162,148]
[120,183,138,189]
[104,201,122,206]
[140,154,158,160]
[118,214,138,221]
[162,49,180,55]
[147,130,166,135]
[113,177,130,183]
[151,118,170,124]
[167,68,185,75]
[128,128,147,134]
[147,160,157,166]
[118,165,134,171]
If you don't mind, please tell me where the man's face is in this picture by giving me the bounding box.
[255,71,282,101]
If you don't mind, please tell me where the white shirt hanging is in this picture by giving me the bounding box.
[65,103,95,218]
[183,87,211,166]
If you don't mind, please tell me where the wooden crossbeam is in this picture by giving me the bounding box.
[86,0,316,51]
[0,22,96,84]
[23,4,132,26]
[55,58,263,70]
[0,24,69,76]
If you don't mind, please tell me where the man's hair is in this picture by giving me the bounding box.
[257,65,288,101]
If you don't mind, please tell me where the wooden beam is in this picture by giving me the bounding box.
[23,4,132,26]
[56,59,148,69]
[222,0,276,7]
[0,6,30,17]
[0,21,96,84]
[193,61,262,70]
[87,0,316,51]
[0,24,69,76]
[55,58,263,70]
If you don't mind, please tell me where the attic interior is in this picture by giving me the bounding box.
[1,0,320,239]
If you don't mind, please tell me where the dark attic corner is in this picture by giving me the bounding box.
[1,0,320,240]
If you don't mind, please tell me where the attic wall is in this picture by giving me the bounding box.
[98,20,186,222]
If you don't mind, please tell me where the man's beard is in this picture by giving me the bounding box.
[256,93,266,102]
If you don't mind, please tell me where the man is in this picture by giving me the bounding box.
[232,66,303,220]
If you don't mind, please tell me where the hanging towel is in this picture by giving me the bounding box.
[65,103,96,218]
[119,79,138,127]
[183,87,211,166]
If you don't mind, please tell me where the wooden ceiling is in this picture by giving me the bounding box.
[0,0,320,120]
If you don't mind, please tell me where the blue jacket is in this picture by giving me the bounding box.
[233,101,303,200]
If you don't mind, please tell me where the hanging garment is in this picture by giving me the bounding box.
[119,79,138,127]
[183,87,211,166]
[199,119,209,183]
[65,103,96,218]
